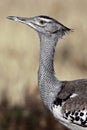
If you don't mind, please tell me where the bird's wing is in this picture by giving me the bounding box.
[62,95,87,127]
[53,79,87,127]
[58,79,87,100]
[53,79,87,106]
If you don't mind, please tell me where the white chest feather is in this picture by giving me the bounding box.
[52,105,87,130]
[52,104,69,124]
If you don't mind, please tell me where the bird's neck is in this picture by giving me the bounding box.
[38,33,61,109]
[39,33,58,76]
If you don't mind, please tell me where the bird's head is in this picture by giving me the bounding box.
[7,15,71,38]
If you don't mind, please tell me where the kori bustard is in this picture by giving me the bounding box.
[7,15,87,130]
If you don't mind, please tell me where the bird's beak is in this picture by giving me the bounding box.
[7,16,36,29]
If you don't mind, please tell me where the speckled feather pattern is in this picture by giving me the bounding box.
[64,109,87,126]
[52,79,87,128]
[38,30,87,129]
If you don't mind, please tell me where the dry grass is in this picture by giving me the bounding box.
[0,0,87,129]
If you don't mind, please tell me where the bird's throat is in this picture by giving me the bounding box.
[39,34,58,76]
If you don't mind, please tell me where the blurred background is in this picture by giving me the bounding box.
[0,0,87,130]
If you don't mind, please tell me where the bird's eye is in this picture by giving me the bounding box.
[39,20,46,25]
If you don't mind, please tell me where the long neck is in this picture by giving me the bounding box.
[39,33,58,75]
[38,33,61,109]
